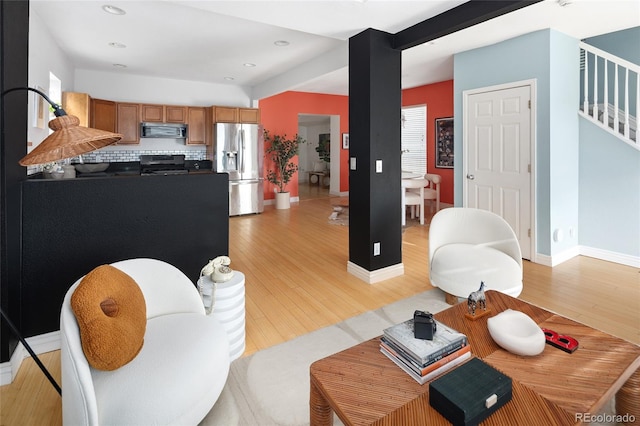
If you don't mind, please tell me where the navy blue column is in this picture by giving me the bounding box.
[348,29,402,272]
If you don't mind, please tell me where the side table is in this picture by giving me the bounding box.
[197,271,246,361]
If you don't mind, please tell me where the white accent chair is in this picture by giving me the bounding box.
[402,178,429,225]
[428,208,523,304]
[60,258,230,425]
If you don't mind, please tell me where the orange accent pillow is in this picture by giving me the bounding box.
[71,265,146,371]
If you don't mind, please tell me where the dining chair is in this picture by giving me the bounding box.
[423,173,441,213]
[401,178,429,225]
[406,174,441,218]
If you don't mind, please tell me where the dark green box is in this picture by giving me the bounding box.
[429,357,512,426]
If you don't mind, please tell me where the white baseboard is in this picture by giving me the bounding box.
[579,246,640,268]
[0,330,61,386]
[534,245,639,268]
[347,261,405,284]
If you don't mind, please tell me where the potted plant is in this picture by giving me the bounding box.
[264,130,305,209]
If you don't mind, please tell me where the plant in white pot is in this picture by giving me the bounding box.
[264,130,305,209]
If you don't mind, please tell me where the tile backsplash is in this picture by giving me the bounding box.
[81,149,206,163]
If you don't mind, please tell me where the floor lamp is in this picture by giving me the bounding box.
[1,86,122,395]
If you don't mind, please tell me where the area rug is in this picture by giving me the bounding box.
[200,289,450,426]
[327,205,348,226]
[200,288,617,426]
[327,206,422,231]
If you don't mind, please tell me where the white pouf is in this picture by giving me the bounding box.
[487,309,545,356]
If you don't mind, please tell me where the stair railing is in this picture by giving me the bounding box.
[580,41,639,148]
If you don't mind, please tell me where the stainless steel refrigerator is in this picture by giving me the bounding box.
[214,123,264,216]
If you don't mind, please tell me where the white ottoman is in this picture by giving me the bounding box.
[198,271,246,361]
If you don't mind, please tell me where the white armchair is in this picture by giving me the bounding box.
[60,258,230,425]
[428,208,523,304]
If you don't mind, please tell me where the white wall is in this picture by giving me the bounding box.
[74,69,252,107]
[28,7,75,152]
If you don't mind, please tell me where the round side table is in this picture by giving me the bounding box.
[197,271,246,361]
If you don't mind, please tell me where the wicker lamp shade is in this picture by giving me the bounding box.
[19,115,122,166]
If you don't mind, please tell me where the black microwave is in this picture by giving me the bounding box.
[140,122,188,139]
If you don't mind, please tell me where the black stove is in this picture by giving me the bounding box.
[140,154,188,176]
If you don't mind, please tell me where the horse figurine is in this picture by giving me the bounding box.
[467,281,487,316]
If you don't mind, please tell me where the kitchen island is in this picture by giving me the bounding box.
[20,171,228,338]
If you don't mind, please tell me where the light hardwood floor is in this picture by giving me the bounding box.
[1,185,638,425]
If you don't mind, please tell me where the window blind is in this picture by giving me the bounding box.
[401,105,427,175]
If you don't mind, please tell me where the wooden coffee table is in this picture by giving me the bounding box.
[310,291,640,425]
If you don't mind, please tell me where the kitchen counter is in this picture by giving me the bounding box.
[27,160,213,179]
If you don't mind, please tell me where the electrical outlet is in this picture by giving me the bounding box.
[350,157,357,170]
[375,160,382,173]
[373,242,381,256]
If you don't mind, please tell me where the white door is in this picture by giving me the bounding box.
[464,83,533,260]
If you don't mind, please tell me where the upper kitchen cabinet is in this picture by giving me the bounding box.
[116,102,140,144]
[62,92,91,127]
[141,104,164,122]
[61,92,116,132]
[213,106,260,124]
[165,106,187,123]
[186,107,207,145]
[91,99,116,133]
[141,104,187,123]
[239,108,260,124]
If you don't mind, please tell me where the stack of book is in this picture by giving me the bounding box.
[380,318,471,385]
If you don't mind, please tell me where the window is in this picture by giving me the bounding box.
[401,105,426,175]
[49,72,62,124]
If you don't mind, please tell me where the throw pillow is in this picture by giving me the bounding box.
[71,264,146,371]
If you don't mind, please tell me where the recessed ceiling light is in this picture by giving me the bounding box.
[243,63,256,67]
[274,40,290,47]
[108,42,126,48]
[112,63,127,68]
[102,5,126,15]
[224,77,235,81]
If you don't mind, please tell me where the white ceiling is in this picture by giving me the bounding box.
[30,0,640,98]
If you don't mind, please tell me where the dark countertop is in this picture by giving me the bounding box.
[28,160,214,179]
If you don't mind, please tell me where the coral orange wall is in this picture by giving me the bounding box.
[259,81,453,203]
[402,80,454,204]
[259,91,349,200]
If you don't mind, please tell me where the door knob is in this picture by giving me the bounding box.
[467,174,475,180]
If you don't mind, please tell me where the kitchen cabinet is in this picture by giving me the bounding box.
[213,106,260,124]
[239,108,260,124]
[62,92,91,127]
[116,102,140,144]
[165,106,187,123]
[61,92,117,132]
[141,104,164,122]
[141,104,187,123]
[186,107,206,145]
[91,99,116,133]
[213,106,237,123]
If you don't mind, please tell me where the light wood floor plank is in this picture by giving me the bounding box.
[1,183,637,425]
